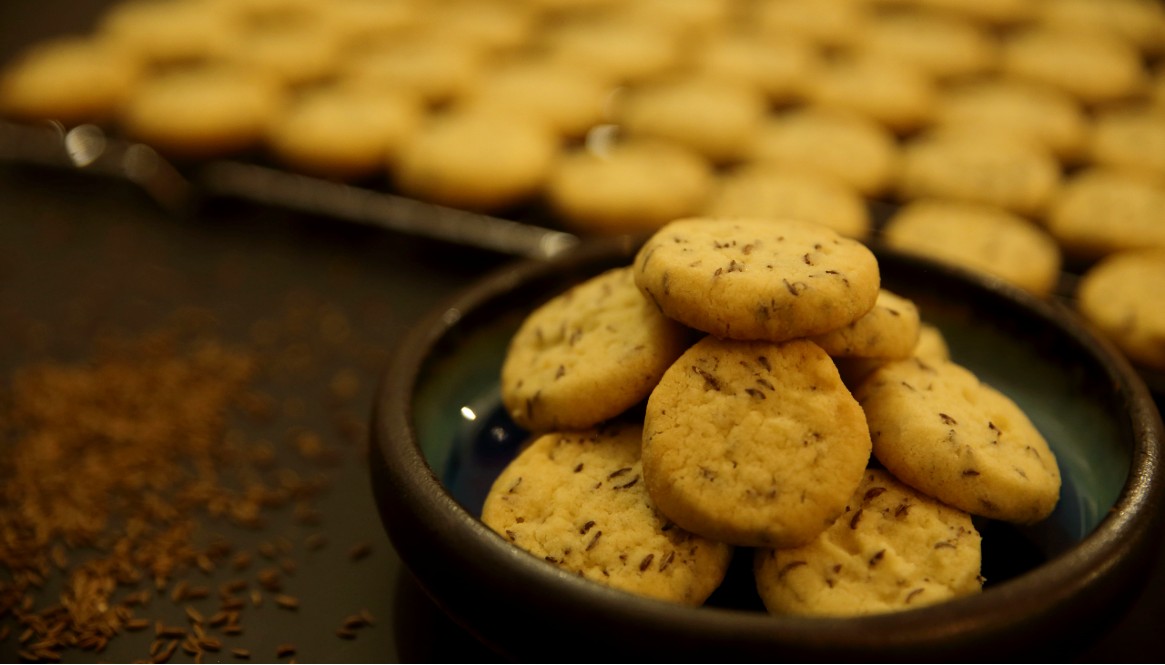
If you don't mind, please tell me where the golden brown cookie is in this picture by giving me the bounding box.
[633,217,881,342]
[808,289,921,360]
[481,423,734,605]
[1046,168,1165,260]
[1076,249,1165,371]
[642,336,872,547]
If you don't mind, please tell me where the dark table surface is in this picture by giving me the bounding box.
[1,3,1163,663]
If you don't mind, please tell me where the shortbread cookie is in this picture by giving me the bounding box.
[539,15,682,85]
[856,8,999,81]
[393,107,559,212]
[318,0,419,47]
[755,468,983,617]
[97,0,243,64]
[613,75,769,165]
[1076,249,1165,371]
[896,130,1061,218]
[804,54,938,134]
[607,0,736,40]
[1046,168,1165,259]
[501,267,693,432]
[881,199,1063,297]
[119,64,285,159]
[855,358,1062,524]
[0,37,143,125]
[702,165,871,240]
[688,30,820,105]
[545,140,715,236]
[266,85,424,180]
[481,423,734,605]
[340,32,486,105]
[1088,106,1165,182]
[912,0,1037,26]
[1000,26,1146,106]
[634,217,881,341]
[749,107,899,197]
[808,290,921,359]
[932,78,1089,162]
[750,0,869,49]
[457,59,610,139]
[642,336,872,547]
[423,0,537,54]
[226,14,345,86]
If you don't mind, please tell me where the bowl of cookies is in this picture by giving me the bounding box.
[370,217,1163,661]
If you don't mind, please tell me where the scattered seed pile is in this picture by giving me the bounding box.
[0,304,379,663]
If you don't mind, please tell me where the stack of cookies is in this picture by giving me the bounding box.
[483,217,1062,617]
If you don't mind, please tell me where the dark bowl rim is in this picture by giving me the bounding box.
[371,236,1165,656]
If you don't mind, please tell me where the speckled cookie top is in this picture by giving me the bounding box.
[633,217,880,342]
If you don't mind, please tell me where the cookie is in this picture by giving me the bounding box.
[855,357,1062,524]
[1046,168,1165,260]
[881,199,1063,297]
[422,0,537,54]
[749,107,899,198]
[701,165,872,241]
[642,336,872,547]
[855,8,999,81]
[97,0,243,65]
[613,75,769,165]
[481,423,734,605]
[225,13,345,86]
[754,468,983,617]
[932,78,1089,162]
[1088,106,1165,182]
[1036,0,1165,58]
[539,14,683,85]
[0,37,143,126]
[318,0,419,47]
[456,58,610,139]
[393,107,559,213]
[118,64,285,159]
[1075,249,1165,371]
[340,31,486,105]
[686,28,819,104]
[804,53,938,134]
[633,217,881,342]
[545,139,715,236]
[911,0,1037,26]
[750,0,869,49]
[500,266,693,433]
[808,289,921,360]
[1000,25,1146,106]
[266,85,424,180]
[896,130,1061,218]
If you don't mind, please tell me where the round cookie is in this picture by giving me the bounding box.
[836,322,950,391]
[501,266,693,433]
[1000,25,1146,106]
[633,217,881,342]
[804,53,938,134]
[340,31,486,105]
[481,423,734,605]
[538,15,683,85]
[855,8,999,81]
[545,139,715,236]
[393,107,559,213]
[456,59,610,139]
[896,130,1061,218]
[808,289,921,360]
[0,36,143,125]
[911,0,1037,26]
[266,85,424,180]
[119,64,285,159]
[1046,168,1165,260]
[225,14,345,86]
[749,107,900,198]
[1088,106,1165,182]
[881,199,1063,297]
[931,78,1089,162]
[1036,0,1165,57]
[613,75,769,165]
[97,0,243,65]
[642,336,873,548]
[1075,249,1165,371]
[422,0,537,54]
[702,165,872,241]
[754,468,983,617]
[855,357,1062,524]
[687,30,820,105]
[749,0,869,49]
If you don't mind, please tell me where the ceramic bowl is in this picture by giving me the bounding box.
[370,237,1164,661]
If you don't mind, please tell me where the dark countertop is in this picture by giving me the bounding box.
[0,3,1163,663]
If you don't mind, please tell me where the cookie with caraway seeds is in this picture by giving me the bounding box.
[755,468,983,617]
[501,266,692,433]
[480,423,734,605]
[808,289,920,360]
[642,336,872,548]
[633,217,880,342]
[855,357,1061,524]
